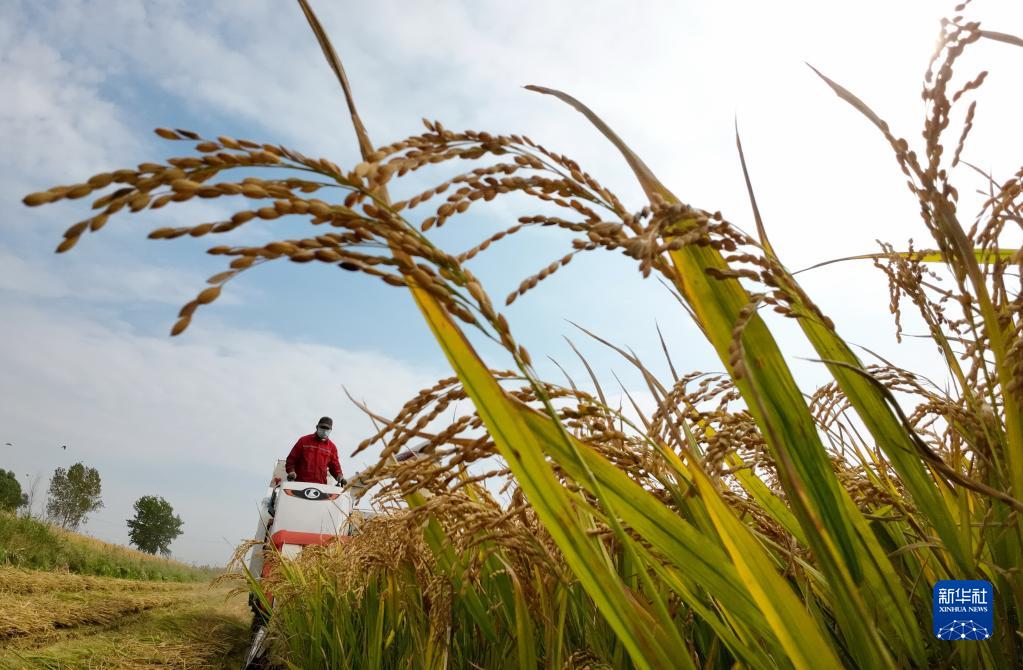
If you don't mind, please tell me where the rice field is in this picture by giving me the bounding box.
[22,2,1023,669]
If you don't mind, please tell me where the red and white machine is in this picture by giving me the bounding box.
[242,450,418,668]
[243,459,361,668]
[247,459,357,580]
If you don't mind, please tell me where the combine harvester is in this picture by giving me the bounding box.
[242,452,417,668]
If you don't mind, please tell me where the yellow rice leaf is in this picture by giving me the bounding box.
[690,466,843,670]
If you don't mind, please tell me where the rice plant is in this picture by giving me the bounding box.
[23,1,1023,668]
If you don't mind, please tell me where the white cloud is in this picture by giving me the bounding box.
[0,246,239,306]
[0,13,140,201]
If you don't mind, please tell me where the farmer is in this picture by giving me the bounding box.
[285,416,347,486]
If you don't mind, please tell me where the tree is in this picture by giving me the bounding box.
[0,470,27,512]
[45,463,103,530]
[22,474,43,519]
[127,495,183,555]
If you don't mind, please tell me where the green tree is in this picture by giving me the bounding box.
[45,463,103,530]
[0,470,28,512]
[126,495,183,555]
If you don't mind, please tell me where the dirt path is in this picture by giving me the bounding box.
[0,568,251,669]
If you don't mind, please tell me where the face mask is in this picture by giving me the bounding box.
[316,427,331,439]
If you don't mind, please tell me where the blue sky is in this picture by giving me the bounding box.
[2,0,1021,564]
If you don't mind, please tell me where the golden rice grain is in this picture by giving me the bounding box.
[22,191,55,207]
[170,316,191,336]
[196,286,221,305]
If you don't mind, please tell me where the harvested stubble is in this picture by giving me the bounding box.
[0,566,197,597]
[23,2,1023,669]
[0,567,199,645]
[0,578,248,670]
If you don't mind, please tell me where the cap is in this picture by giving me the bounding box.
[317,416,333,429]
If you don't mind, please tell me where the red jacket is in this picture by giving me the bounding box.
[286,434,342,484]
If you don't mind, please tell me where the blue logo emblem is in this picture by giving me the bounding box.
[933,580,993,640]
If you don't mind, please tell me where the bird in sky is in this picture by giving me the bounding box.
[4,442,11,446]
[62,445,67,450]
